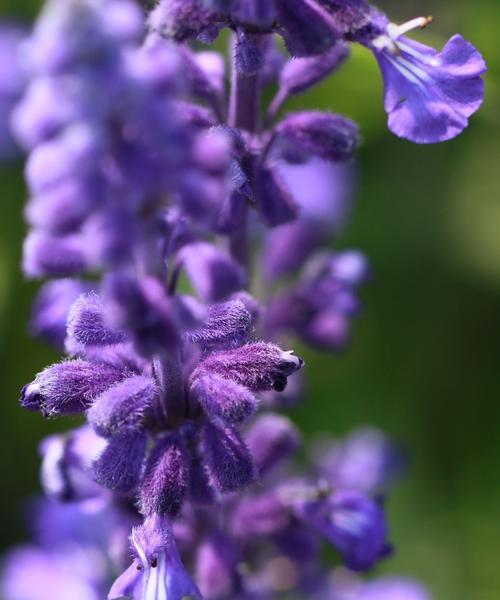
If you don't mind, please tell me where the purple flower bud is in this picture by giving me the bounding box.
[148,0,216,42]
[140,435,189,517]
[295,490,389,572]
[23,231,87,278]
[191,372,258,424]
[254,165,299,227]
[29,279,94,349]
[316,427,405,495]
[235,32,264,76]
[179,242,246,303]
[186,298,252,350]
[39,426,105,501]
[24,179,98,234]
[196,342,304,392]
[246,414,301,476]
[230,0,275,28]
[87,375,158,438]
[317,0,371,34]
[231,492,290,538]
[67,292,127,347]
[275,0,338,57]
[195,533,239,599]
[93,432,146,495]
[20,359,123,416]
[109,515,202,600]
[275,111,359,162]
[25,122,104,194]
[202,421,255,493]
[280,43,349,95]
[103,273,181,356]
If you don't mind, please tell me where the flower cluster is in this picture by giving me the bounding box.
[0,0,485,599]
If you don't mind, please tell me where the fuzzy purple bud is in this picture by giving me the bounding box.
[191,372,258,424]
[21,359,123,416]
[246,414,301,476]
[186,298,252,350]
[179,242,247,303]
[23,232,87,278]
[67,292,127,347]
[275,0,338,57]
[196,342,304,392]
[87,375,158,437]
[93,432,146,495]
[202,421,254,493]
[275,111,359,162]
[140,435,189,517]
[254,165,299,227]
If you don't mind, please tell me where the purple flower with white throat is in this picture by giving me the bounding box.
[109,515,202,600]
[358,14,486,143]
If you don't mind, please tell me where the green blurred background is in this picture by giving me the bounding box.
[0,1,499,599]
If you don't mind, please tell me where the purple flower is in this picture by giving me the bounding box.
[293,489,389,571]
[29,279,94,349]
[315,427,406,495]
[109,515,202,600]
[359,15,486,143]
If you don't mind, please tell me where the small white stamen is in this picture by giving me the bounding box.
[373,16,434,55]
[391,15,434,38]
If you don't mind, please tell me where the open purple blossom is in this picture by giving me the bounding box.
[355,14,486,143]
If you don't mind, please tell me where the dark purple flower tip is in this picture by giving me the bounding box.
[29,279,94,350]
[179,242,247,303]
[358,577,432,600]
[275,0,339,57]
[296,490,389,572]
[67,292,127,347]
[23,231,87,278]
[254,164,299,227]
[110,514,202,600]
[140,435,189,517]
[369,23,486,143]
[24,179,98,234]
[87,374,158,438]
[275,111,360,162]
[231,492,290,538]
[103,273,181,356]
[317,0,372,34]
[280,42,349,96]
[93,432,146,495]
[39,426,105,501]
[186,298,253,351]
[235,32,264,76]
[196,342,304,392]
[246,414,301,476]
[191,372,258,424]
[148,0,216,42]
[273,523,320,562]
[202,421,255,493]
[195,533,239,599]
[20,359,123,416]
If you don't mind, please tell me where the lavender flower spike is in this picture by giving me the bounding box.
[359,14,486,143]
